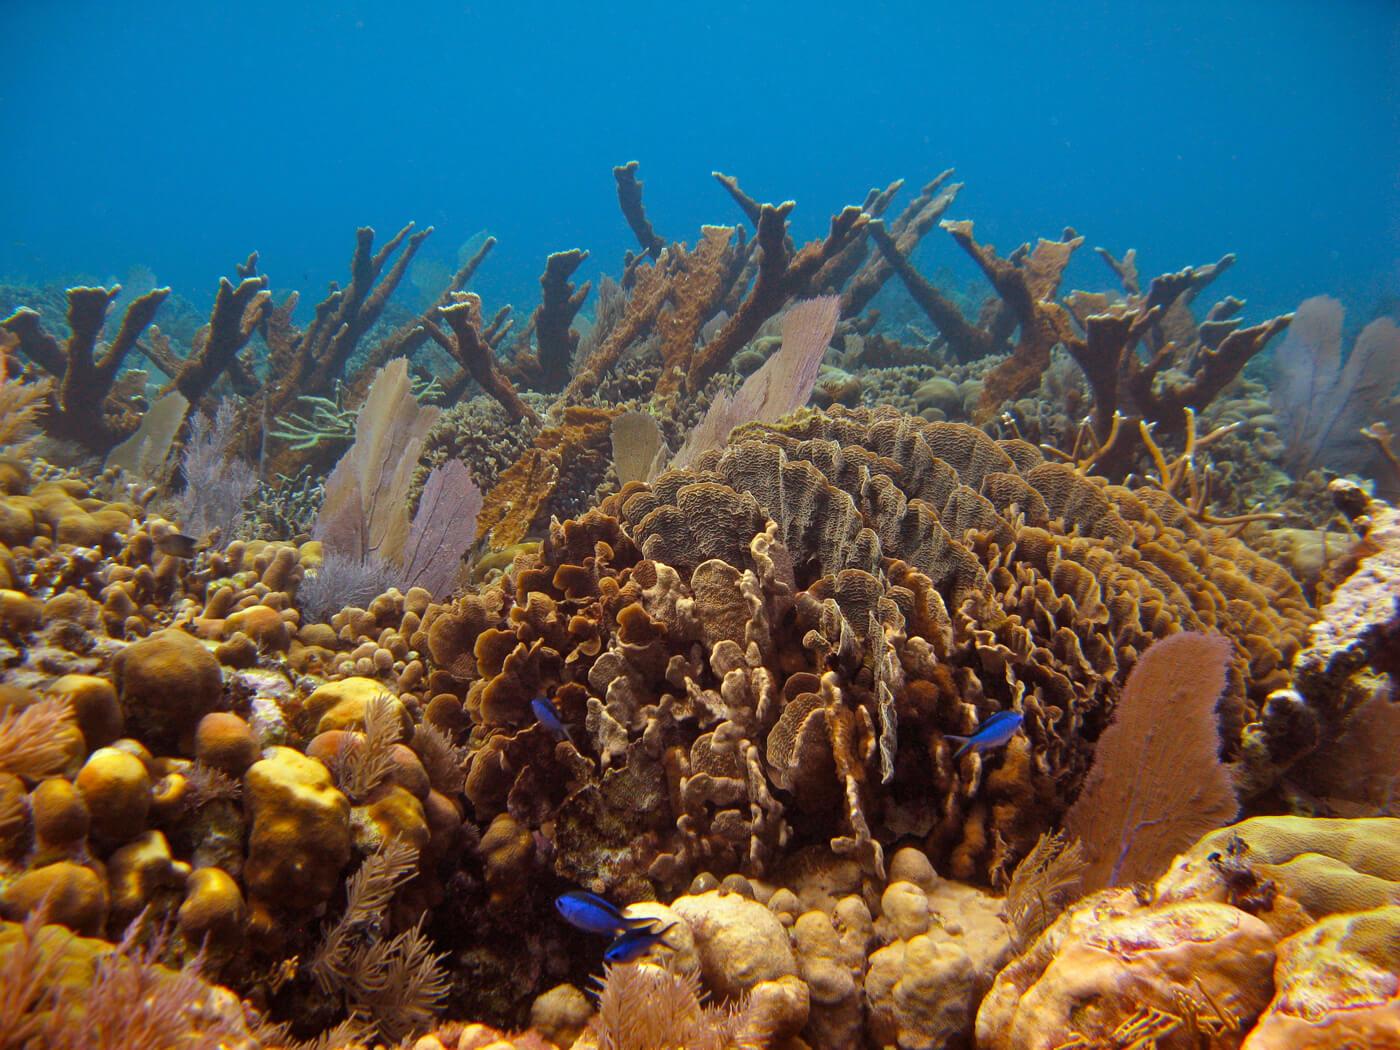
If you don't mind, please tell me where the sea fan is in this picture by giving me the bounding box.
[671,296,841,470]
[1271,295,1400,488]
[1064,632,1239,889]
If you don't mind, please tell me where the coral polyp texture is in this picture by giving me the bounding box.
[0,158,1396,1049]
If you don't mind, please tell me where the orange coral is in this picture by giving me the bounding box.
[476,406,619,548]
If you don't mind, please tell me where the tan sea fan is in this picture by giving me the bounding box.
[1064,631,1239,889]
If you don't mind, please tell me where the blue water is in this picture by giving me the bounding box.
[2,1,1396,323]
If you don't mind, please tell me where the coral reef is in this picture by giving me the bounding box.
[2,159,1398,1049]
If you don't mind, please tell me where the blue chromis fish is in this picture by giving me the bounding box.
[554,891,657,936]
[531,696,572,744]
[604,920,677,964]
[946,710,1024,760]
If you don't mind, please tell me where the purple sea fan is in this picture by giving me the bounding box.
[176,399,259,539]
[401,459,482,598]
[670,295,841,470]
[1270,295,1400,489]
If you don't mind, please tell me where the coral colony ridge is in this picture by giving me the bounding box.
[0,157,1397,1050]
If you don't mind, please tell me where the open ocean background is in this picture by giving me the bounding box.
[2,0,1397,326]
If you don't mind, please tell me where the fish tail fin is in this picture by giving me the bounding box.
[946,735,971,760]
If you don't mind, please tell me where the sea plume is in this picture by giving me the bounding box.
[1002,831,1086,950]
[0,350,52,456]
[1064,632,1239,889]
[174,399,259,539]
[0,697,81,781]
[587,959,769,1050]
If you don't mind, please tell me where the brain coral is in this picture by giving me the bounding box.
[417,405,1311,891]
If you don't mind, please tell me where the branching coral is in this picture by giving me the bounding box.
[3,284,168,452]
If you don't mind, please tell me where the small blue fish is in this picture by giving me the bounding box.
[555,891,656,936]
[532,696,572,744]
[604,920,677,964]
[945,710,1024,760]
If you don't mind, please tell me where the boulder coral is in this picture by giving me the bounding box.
[978,816,1400,1050]
[243,745,352,934]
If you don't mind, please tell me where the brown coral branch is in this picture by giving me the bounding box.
[561,252,677,402]
[711,170,763,226]
[527,248,591,392]
[428,294,539,424]
[841,170,961,319]
[1125,312,1293,435]
[809,176,905,295]
[356,235,498,384]
[614,161,665,260]
[264,223,433,409]
[653,225,745,397]
[245,222,434,471]
[685,200,868,394]
[866,217,995,362]
[3,284,169,451]
[1053,304,1160,441]
[167,275,271,406]
[944,221,1083,421]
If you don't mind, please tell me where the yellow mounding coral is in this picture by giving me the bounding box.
[243,746,352,936]
[111,628,224,751]
[1243,905,1400,1049]
[1156,815,1400,918]
[979,816,1400,1050]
